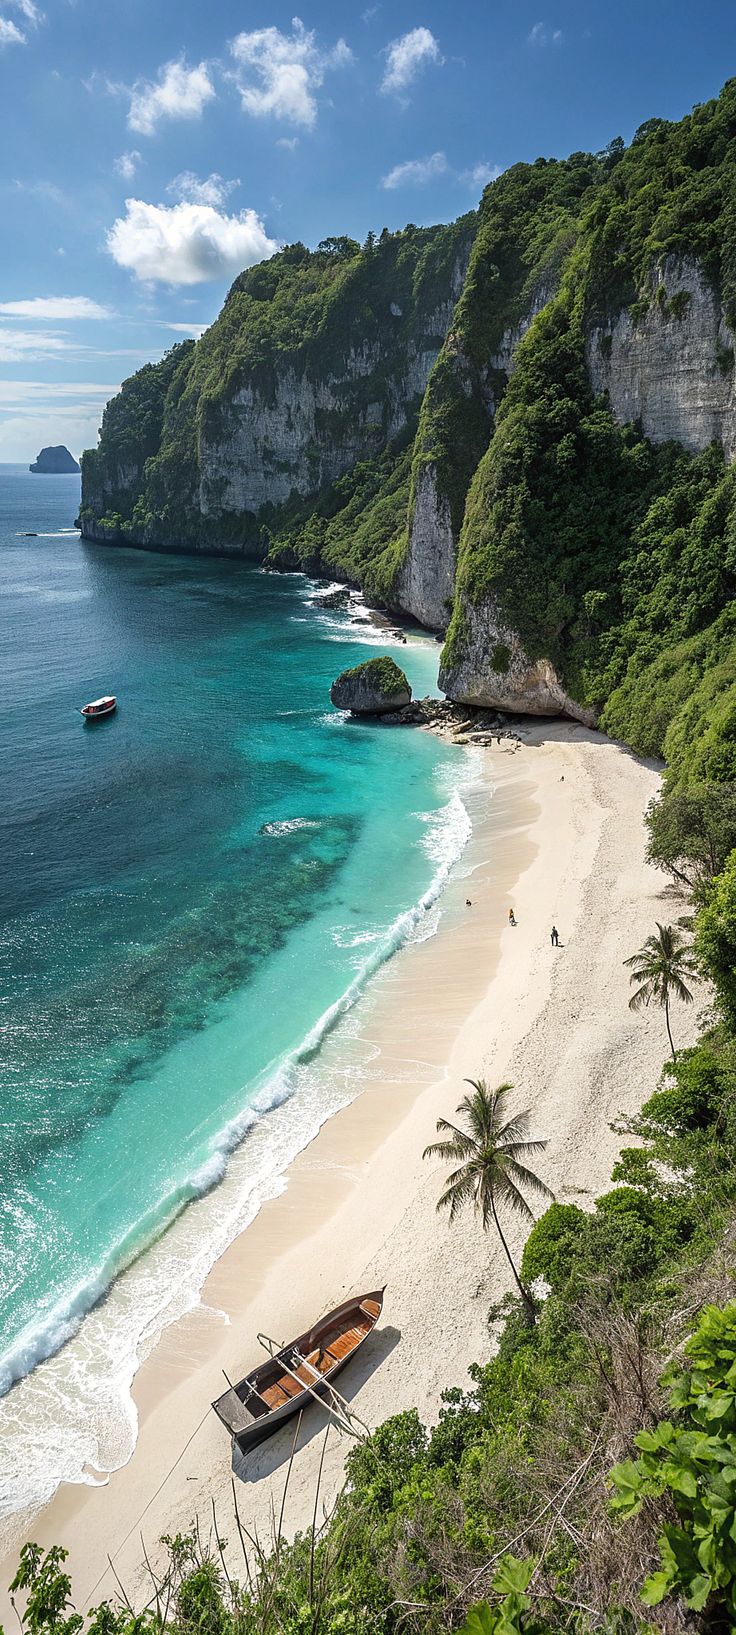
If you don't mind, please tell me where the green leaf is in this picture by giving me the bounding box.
[458,1603,499,1635]
[685,1572,713,1611]
[640,1570,674,1606]
[490,1557,535,1596]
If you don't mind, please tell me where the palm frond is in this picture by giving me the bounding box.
[503,1156,554,1201]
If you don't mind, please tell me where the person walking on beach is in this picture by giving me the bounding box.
[551,925,559,946]
[509,908,516,926]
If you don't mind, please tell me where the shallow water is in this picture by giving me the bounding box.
[0,465,475,1514]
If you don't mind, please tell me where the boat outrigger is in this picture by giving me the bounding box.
[212,1288,385,1453]
[80,695,116,720]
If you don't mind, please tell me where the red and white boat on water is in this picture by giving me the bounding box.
[80,695,117,720]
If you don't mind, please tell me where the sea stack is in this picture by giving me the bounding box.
[330,655,412,715]
[30,445,81,474]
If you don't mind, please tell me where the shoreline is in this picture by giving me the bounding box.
[0,722,699,1619]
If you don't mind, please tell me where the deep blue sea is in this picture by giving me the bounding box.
[0,465,475,1515]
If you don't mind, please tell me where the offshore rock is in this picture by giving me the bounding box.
[330,656,412,715]
[30,445,80,474]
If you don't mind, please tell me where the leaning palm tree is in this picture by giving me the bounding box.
[624,921,696,1061]
[423,1079,553,1323]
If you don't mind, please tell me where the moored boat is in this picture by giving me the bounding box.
[212,1287,385,1453]
[80,695,116,720]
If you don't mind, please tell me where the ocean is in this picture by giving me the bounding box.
[0,464,479,1519]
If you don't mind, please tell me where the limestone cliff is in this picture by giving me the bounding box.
[80,225,473,560]
[587,256,736,458]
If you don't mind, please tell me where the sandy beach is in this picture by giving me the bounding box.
[0,722,700,1619]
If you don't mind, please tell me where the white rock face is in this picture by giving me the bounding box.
[198,296,463,520]
[587,256,736,457]
[395,463,454,630]
[398,276,557,629]
[439,596,596,725]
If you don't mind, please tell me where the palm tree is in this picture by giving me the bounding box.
[423,1079,553,1323]
[624,921,696,1061]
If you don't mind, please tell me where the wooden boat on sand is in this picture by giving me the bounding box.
[212,1288,384,1453]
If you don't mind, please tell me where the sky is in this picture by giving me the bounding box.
[2,0,736,462]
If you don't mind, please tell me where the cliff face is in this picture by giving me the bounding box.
[197,297,459,522]
[81,81,736,742]
[587,256,736,458]
[80,227,473,559]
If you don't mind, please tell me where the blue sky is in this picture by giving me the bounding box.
[2,0,736,461]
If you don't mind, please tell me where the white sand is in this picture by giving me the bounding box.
[0,724,701,1618]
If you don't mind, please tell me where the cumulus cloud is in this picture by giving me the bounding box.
[115,150,141,180]
[459,161,502,190]
[167,171,238,208]
[106,197,278,285]
[0,18,25,45]
[381,151,448,189]
[229,18,352,129]
[128,58,215,137]
[276,136,299,151]
[381,27,441,96]
[0,296,113,319]
[528,22,563,45]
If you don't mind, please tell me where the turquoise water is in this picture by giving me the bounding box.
[0,466,470,1446]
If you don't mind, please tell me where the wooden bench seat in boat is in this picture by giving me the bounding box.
[211,1286,385,1453]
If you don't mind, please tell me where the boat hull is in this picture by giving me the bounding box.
[81,702,116,720]
[212,1288,385,1454]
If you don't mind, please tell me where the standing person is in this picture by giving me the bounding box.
[551,925,559,946]
[509,908,516,926]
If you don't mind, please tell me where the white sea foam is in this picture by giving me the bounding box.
[260,817,321,836]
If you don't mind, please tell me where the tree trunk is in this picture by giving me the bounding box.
[665,995,677,1061]
[490,1195,536,1325]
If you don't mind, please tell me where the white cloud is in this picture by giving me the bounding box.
[0,296,113,319]
[115,150,141,180]
[381,151,448,189]
[128,58,215,137]
[0,380,120,409]
[106,197,278,285]
[276,136,299,151]
[528,22,563,45]
[229,18,352,129]
[167,171,238,208]
[0,327,73,360]
[0,18,26,45]
[381,27,441,96]
[0,0,41,46]
[9,0,42,23]
[159,321,208,335]
[459,161,502,190]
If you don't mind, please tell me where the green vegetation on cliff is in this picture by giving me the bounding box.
[443,79,736,795]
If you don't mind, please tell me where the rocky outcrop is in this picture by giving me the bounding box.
[439,598,596,725]
[330,656,412,714]
[587,256,736,458]
[395,463,454,630]
[30,445,80,474]
[397,275,558,632]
